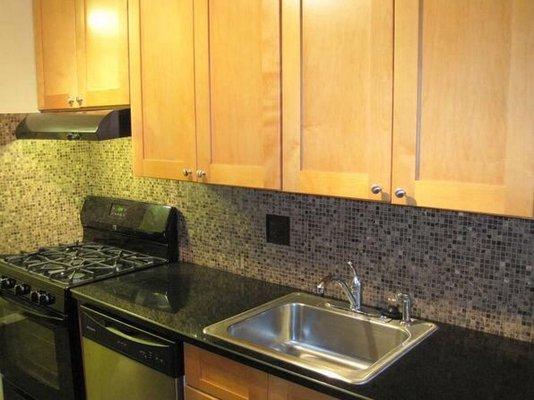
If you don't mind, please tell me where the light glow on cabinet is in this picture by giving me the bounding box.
[87,9,119,36]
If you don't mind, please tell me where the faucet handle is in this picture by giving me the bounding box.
[387,292,411,304]
[387,296,398,305]
[396,292,411,301]
[391,292,413,323]
[346,261,357,276]
[346,261,361,292]
[316,274,332,296]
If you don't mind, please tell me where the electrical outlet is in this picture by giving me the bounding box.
[266,214,290,246]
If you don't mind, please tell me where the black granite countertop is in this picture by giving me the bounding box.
[71,262,534,400]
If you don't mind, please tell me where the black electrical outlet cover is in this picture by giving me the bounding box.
[266,214,290,246]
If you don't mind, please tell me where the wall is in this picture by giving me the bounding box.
[0,0,37,112]
[0,114,532,343]
[0,114,90,251]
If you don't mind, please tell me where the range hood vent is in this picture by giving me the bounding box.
[15,109,131,141]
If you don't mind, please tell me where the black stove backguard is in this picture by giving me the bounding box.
[81,196,178,262]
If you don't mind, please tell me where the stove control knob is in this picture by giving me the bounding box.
[38,292,55,306]
[0,276,16,290]
[14,283,31,296]
[30,291,55,305]
[30,290,41,303]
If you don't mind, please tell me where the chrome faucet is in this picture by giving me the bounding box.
[389,292,413,324]
[317,261,362,312]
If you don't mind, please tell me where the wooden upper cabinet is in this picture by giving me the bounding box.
[34,0,79,110]
[282,0,394,201]
[194,0,282,190]
[129,0,197,180]
[75,0,129,108]
[392,0,534,218]
[33,0,129,110]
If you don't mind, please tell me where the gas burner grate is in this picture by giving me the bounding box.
[2,243,166,285]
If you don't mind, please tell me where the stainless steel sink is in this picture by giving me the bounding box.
[204,292,437,384]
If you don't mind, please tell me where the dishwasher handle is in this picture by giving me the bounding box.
[104,325,171,348]
[80,305,182,377]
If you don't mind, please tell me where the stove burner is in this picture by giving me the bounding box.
[3,243,166,285]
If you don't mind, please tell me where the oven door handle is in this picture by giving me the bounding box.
[0,293,65,322]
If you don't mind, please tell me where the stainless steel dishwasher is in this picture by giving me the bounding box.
[80,306,183,400]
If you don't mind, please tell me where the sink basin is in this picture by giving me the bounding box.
[204,292,437,384]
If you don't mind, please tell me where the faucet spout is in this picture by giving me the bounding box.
[316,261,362,312]
[333,278,360,312]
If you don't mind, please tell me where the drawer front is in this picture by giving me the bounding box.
[184,344,269,400]
[185,385,218,400]
[268,376,338,400]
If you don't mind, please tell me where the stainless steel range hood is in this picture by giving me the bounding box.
[15,109,131,140]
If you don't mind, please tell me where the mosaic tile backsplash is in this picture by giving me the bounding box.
[1,113,532,342]
[0,114,90,252]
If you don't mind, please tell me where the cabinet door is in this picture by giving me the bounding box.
[194,0,281,189]
[185,385,218,400]
[185,345,269,400]
[282,0,394,201]
[34,0,78,110]
[268,376,337,400]
[129,0,197,180]
[75,0,129,108]
[392,0,534,218]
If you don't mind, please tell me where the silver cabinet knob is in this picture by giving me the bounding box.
[196,169,206,178]
[394,188,406,198]
[76,96,84,105]
[371,184,382,195]
[182,168,192,177]
[68,97,75,106]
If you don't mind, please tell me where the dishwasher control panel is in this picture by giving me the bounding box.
[80,305,182,377]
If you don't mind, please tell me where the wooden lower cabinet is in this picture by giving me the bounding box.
[185,386,219,400]
[185,344,269,400]
[268,376,338,400]
[184,344,338,400]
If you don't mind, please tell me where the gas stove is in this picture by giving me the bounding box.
[0,196,178,315]
[0,196,178,400]
[2,243,166,287]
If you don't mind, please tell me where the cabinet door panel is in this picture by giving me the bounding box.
[268,376,337,400]
[34,0,78,110]
[185,385,218,400]
[129,0,197,180]
[76,0,129,108]
[282,0,394,200]
[185,344,269,400]
[393,0,534,217]
[195,0,281,189]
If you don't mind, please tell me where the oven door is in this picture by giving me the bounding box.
[0,293,76,400]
